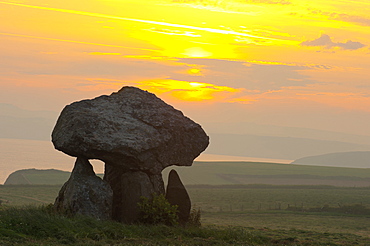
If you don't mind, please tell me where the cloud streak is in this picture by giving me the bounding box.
[172,58,316,91]
[301,34,366,50]
[172,0,291,6]
[0,32,159,51]
[0,1,277,41]
[309,9,370,27]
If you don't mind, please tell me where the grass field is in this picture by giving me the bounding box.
[0,185,60,205]
[189,185,370,212]
[1,184,370,239]
[2,162,370,245]
[166,161,370,186]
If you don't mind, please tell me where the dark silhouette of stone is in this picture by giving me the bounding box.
[52,87,209,223]
[165,169,191,224]
[54,157,113,220]
[120,171,155,223]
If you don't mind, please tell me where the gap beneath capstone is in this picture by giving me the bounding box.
[89,159,105,176]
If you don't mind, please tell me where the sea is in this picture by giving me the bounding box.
[0,138,292,184]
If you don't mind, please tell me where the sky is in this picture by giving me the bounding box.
[1,0,370,137]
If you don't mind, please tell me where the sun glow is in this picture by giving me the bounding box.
[189,82,204,87]
[183,47,212,58]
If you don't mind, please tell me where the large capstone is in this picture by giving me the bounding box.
[54,157,113,220]
[52,86,209,174]
[52,86,209,223]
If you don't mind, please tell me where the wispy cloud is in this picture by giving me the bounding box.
[167,0,291,16]
[246,0,291,4]
[172,0,291,6]
[171,58,317,92]
[310,9,370,27]
[0,32,159,51]
[146,28,201,37]
[301,34,366,50]
[0,1,276,41]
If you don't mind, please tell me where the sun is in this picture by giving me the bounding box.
[187,68,203,76]
[183,47,212,58]
[189,82,204,87]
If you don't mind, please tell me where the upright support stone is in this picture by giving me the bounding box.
[104,163,125,221]
[104,164,164,223]
[165,169,191,224]
[54,157,113,220]
[120,171,156,223]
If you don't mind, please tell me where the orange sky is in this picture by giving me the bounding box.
[1,0,370,135]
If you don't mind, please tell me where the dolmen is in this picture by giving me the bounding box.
[52,86,209,223]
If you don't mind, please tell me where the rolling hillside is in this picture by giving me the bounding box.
[5,169,73,185]
[292,151,370,168]
[5,162,370,187]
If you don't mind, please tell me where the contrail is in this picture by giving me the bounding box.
[0,1,277,40]
[0,32,159,51]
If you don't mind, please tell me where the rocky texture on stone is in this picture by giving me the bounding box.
[52,86,209,223]
[54,157,113,220]
[166,169,191,224]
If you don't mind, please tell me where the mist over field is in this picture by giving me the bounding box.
[1,102,370,178]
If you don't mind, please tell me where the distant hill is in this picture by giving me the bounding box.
[292,151,370,168]
[4,169,72,185]
[4,168,105,185]
[5,162,370,187]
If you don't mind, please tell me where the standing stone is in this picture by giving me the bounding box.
[54,157,113,220]
[165,169,191,224]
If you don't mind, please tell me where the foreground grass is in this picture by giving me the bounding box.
[0,206,369,246]
[2,185,370,245]
[0,205,268,246]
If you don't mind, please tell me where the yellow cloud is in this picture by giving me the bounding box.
[136,79,243,102]
[147,28,201,37]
